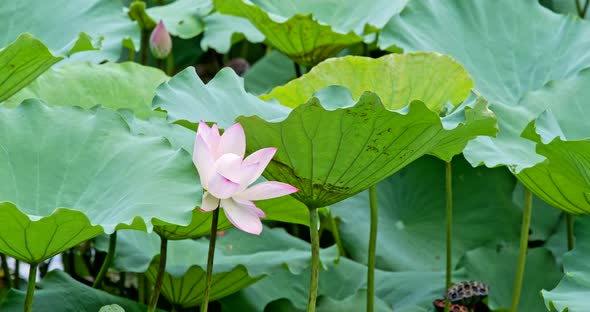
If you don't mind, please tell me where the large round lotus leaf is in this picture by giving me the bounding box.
[513,70,590,214]
[0,270,159,311]
[459,245,561,311]
[0,0,138,62]
[379,0,590,171]
[4,62,168,119]
[152,67,290,129]
[145,0,213,39]
[200,12,265,54]
[542,215,590,312]
[0,34,62,102]
[95,228,338,307]
[331,155,520,271]
[0,101,200,264]
[221,0,406,35]
[214,0,363,67]
[261,53,473,112]
[220,257,465,312]
[238,91,496,208]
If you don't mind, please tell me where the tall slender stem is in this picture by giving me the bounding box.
[138,273,146,304]
[566,214,574,251]
[367,186,378,312]
[576,0,590,17]
[24,264,37,312]
[93,232,117,289]
[200,208,220,312]
[444,161,453,312]
[327,209,345,257]
[166,52,175,76]
[307,207,320,312]
[148,237,168,312]
[1,253,12,288]
[510,188,533,312]
[140,30,149,65]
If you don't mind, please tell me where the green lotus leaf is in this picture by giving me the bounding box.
[238,90,495,208]
[315,290,393,312]
[244,0,406,35]
[379,0,590,171]
[542,215,590,312]
[145,0,213,39]
[510,70,590,214]
[0,270,158,311]
[200,12,265,53]
[0,34,62,102]
[153,67,290,129]
[96,227,338,307]
[541,0,584,17]
[221,257,464,312]
[0,0,138,62]
[244,50,296,95]
[261,53,473,112]
[459,245,561,311]
[330,155,521,271]
[99,305,126,312]
[0,101,200,264]
[4,62,167,119]
[214,0,363,67]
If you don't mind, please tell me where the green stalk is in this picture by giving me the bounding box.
[24,264,38,312]
[367,186,378,312]
[148,237,168,312]
[140,29,149,65]
[200,208,220,312]
[1,253,12,288]
[327,209,345,257]
[510,188,533,312]
[93,232,117,289]
[444,161,453,312]
[566,214,574,251]
[307,207,320,312]
[138,273,146,304]
[166,52,175,76]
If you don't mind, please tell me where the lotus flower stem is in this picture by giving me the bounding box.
[166,53,175,76]
[307,207,320,312]
[137,273,146,304]
[148,237,168,312]
[140,29,149,65]
[24,263,37,312]
[510,188,533,312]
[201,208,220,312]
[93,232,117,289]
[566,214,574,251]
[444,161,453,312]
[367,185,378,312]
[1,253,12,288]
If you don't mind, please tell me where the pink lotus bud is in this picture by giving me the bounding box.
[149,20,172,59]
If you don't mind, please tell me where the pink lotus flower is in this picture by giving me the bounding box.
[193,121,298,235]
[149,20,172,59]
